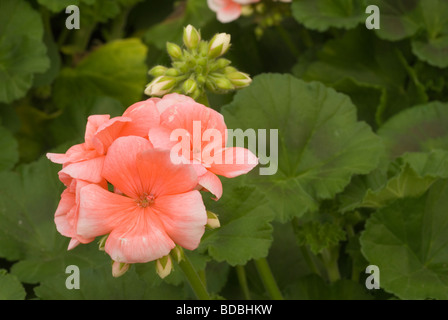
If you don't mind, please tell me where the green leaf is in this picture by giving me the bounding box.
[198,179,275,266]
[339,150,448,212]
[360,179,448,300]
[292,0,367,32]
[222,73,383,222]
[144,0,214,50]
[0,126,19,172]
[378,101,448,160]
[53,39,148,109]
[284,274,373,300]
[0,0,50,103]
[49,96,124,146]
[371,0,448,68]
[0,269,26,300]
[34,262,186,300]
[299,28,421,126]
[294,221,346,255]
[0,155,64,263]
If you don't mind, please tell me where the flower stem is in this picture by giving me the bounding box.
[236,265,252,300]
[254,258,283,300]
[300,246,321,276]
[177,255,211,300]
[320,247,341,283]
[196,92,211,107]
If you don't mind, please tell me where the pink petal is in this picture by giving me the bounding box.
[148,126,179,150]
[92,116,132,155]
[155,93,197,115]
[46,152,68,164]
[198,170,223,200]
[153,191,207,250]
[84,115,111,149]
[136,148,198,197]
[217,2,242,23]
[54,188,76,237]
[60,156,106,183]
[233,0,260,4]
[120,99,160,137]
[77,184,138,239]
[159,100,227,149]
[209,147,258,178]
[102,136,153,198]
[105,209,175,263]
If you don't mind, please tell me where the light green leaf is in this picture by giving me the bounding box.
[198,179,275,266]
[0,270,26,300]
[0,0,50,103]
[292,0,367,32]
[222,73,383,222]
[53,39,148,109]
[360,179,448,300]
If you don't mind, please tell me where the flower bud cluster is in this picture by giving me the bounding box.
[145,25,252,99]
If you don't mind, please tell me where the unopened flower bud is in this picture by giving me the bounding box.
[183,25,201,49]
[206,211,220,229]
[241,5,254,16]
[145,76,177,96]
[148,65,168,77]
[112,261,130,278]
[98,235,108,251]
[166,42,183,60]
[165,68,181,77]
[156,255,173,279]
[182,78,198,95]
[226,71,252,88]
[170,245,185,263]
[214,77,235,92]
[208,33,231,59]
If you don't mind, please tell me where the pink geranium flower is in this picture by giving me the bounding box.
[208,0,260,23]
[148,94,258,200]
[47,99,160,183]
[54,174,108,250]
[76,136,207,264]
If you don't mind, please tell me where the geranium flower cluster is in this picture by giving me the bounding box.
[47,94,258,275]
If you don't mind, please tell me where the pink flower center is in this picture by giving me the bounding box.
[137,193,155,208]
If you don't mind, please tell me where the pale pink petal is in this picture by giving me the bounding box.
[217,2,242,23]
[77,184,138,239]
[105,210,175,264]
[148,126,178,150]
[233,0,260,4]
[68,238,81,250]
[102,136,153,198]
[92,116,132,155]
[209,147,258,178]
[153,191,207,250]
[136,148,198,197]
[156,93,196,115]
[46,152,68,164]
[54,188,76,237]
[84,115,111,149]
[198,170,223,200]
[120,99,160,137]
[208,0,227,11]
[159,100,227,149]
[60,156,106,183]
